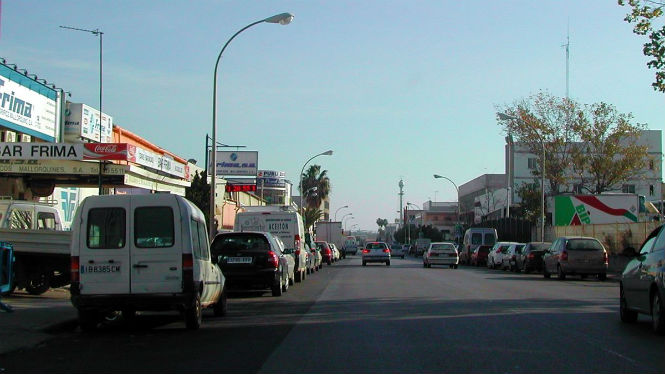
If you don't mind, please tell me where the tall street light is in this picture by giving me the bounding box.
[344,216,355,232]
[209,12,294,237]
[60,25,104,195]
[497,112,545,241]
[433,174,461,241]
[334,205,349,221]
[407,202,423,227]
[299,150,333,219]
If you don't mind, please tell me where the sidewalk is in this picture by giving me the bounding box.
[0,288,77,355]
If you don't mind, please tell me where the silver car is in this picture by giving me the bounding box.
[543,236,608,280]
[390,244,407,259]
[620,224,665,334]
[423,242,459,268]
[362,242,391,266]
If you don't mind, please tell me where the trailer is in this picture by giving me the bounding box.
[315,221,344,256]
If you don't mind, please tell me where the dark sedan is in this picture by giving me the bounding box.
[514,242,551,273]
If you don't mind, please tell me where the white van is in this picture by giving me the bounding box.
[70,194,226,331]
[234,206,308,282]
[461,227,498,265]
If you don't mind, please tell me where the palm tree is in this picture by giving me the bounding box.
[303,207,324,230]
[300,165,331,210]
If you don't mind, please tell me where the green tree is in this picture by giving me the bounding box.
[303,207,324,230]
[497,91,579,195]
[569,102,650,193]
[301,165,331,210]
[516,181,543,223]
[376,218,388,229]
[185,171,210,228]
[619,0,665,92]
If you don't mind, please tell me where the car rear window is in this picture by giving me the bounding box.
[531,243,551,251]
[566,239,603,251]
[87,207,126,249]
[211,234,271,257]
[366,242,386,250]
[431,243,455,251]
[135,207,174,248]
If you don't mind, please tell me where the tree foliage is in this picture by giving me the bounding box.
[376,218,389,228]
[303,207,324,230]
[185,171,210,228]
[393,224,443,243]
[569,102,649,193]
[301,165,331,210]
[515,181,543,223]
[619,0,665,92]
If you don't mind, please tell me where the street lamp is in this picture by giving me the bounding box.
[344,216,355,232]
[299,150,333,219]
[334,205,349,221]
[407,202,423,227]
[497,112,545,241]
[60,25,104,195]
[209,12,294,238]
[433,174,461,241]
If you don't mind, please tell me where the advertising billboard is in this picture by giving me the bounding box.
[0,65,58,141]
[64,102,113,143]
[554,194,640,226]
[211,151,258,176]
[257,170,286,187]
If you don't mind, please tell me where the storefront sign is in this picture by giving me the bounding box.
[225,184,257,192]
[0,159,125,175]
[211,151,258,176]
[257,170,286,187]
[0,67,58,141]
[0,142,83,160]
[64,102,113,143]
[83,143,133,160]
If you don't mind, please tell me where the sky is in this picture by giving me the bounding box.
[1,0,663,231]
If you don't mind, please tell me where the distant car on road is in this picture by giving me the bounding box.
[514,242,550,273]
[542,236,608,281]
[423,242,459,268]
[390,244,407,259]
[470,245,490,267]
[315,241,334,265]
[461,228,497,265]
[362,242,391,266]
[620,224,665,335]
[502,243,525,271]
[487,242,516,269]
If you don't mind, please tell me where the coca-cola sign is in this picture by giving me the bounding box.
[83,143,131,160]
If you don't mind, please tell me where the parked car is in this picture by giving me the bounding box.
[390,244,407,259]
[362,241,391,266]
[502,243,525,271]
[487,242,516,269]
[69,194,227,331]
[304,242,316,274]
[542,236,608,280]
[423,242,459,268]
[330,243,340,262]
[211,231,291,297]
[514,242,551,273]
[461,228,498,265]
[470,245,490,267]
[273,235,296,286]
[315,241,334,265]
[620,224,665,335]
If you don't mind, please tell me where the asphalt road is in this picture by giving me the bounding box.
[1,256,664,373]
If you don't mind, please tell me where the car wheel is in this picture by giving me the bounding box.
[543,266,551,279]
[427,263,432,268]
[402,255,405,259]
[271,276,283,297]
[651,291,665,335]
[557,265,566,280]
[423,262,427,268]
[598,273,607,281]
[185,293,202,330]
[450,265,455,269]
[386,260,390,266]
[362,261,367,266]
[213,286,227,317]
[289,274,295,286]
[619,285,637,323]
[78,309,100,332]
[295,269,302,283]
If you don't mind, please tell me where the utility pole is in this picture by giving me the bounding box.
[398,179,404,228]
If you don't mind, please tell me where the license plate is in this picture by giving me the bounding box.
[82,264,121,273]
[227,257,252,264]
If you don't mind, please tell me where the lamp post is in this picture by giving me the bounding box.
[344,216,355,232]
[433,174,460,225]
[299,150,333,219]
[407,202,423,227]
[334,205,349,221]
[59,25,104,195]
[497,112,545,241]
[209,12,294,238]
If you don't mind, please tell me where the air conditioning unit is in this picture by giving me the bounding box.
[0,130,17,142]
[20,134,31,142]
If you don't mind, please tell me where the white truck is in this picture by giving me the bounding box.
[0,199,72,295]
[315,221,344,257]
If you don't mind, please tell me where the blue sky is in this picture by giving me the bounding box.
[1,1,663,230]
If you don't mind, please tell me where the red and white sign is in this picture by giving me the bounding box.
[83,143,134,160]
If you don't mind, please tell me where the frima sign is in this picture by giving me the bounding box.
[0,142,84,160]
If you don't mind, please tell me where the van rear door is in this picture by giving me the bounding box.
[129,198,182,294]
[78,199,131,295]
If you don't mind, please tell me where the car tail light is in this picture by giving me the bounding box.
[182,253,194,292]
[71,256,80,282]
[383,248,390,253]
[267,251,279,268]
[295,235,301,256]
[511,255,516,260]
[561,251,568,261]
[603,251,608,264]
[362,249,370,254]
[496,248,502,253]
[527,253,535,259]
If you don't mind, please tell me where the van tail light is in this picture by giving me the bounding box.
[267,251,279,268]
[603,251,608,264]
[295,234,301,256]
[560,251,568,261]
[183,254,194,292]
[71,256,80,283]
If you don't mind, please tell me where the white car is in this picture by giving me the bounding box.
[70,194,226,331]
[330,243,340,262]
[487,242,519,269]
[362,241,391,266]
[423,242,459,268]
[501,243,525,271]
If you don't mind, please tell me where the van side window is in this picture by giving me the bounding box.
[37,211,57,230]
[9,209,32,229]
[197,221,210,260]
[484,233,496,246]
[135,207,174,248]
[471,233,482,245]
[190,219,202,259]
[88,208,126,249]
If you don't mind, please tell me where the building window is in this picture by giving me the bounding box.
[528,158,538,169]
[622,184,636,194]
